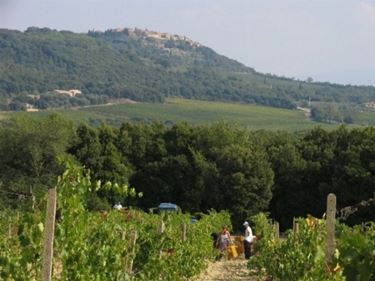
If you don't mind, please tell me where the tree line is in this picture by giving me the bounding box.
[0,114,374,228]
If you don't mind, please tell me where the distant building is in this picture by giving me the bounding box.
[25,103,39,112]
[364,102,375,109]
[54,89,82,97]
[27,94,41,100]
[122,27,201,47]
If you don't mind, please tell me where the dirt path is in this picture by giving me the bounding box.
[194,258,258,281]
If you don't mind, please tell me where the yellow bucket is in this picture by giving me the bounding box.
[227,245,238,259]
[233,236,244,254]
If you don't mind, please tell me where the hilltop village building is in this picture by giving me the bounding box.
[89,27,201,48]
[364,102,375,110]
[53,89,82,97]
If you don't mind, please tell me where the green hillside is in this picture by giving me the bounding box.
[1,27,375,113]
[2,98,343,131]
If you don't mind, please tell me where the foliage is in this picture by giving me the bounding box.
[249,213,375,281]
[0,163,231,280]
[311,103,341,123]
[127,122,274,227]
[310,103,355,124]
[249,215,342,281]
[2,28,375,111]
[250,213,275,242]
[266,126,375,228]
[0,114,75,208]
[0,210,43,280]
[336,223,375,280]
[1,114,375,229]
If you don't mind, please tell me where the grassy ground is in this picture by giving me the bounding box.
[354,111,375,126]
[0,98,349,131]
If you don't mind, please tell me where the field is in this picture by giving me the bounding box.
[354,110,375,126]
[1,98,344,131]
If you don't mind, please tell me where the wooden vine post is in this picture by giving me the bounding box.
[158,219,165,258]
[274,221,279,239]
[294,222,299,234]
[325,193,336,265]
[42,188,57,281]
[126,230,138,274]
[293,217,299,235]
[158,219,165,234]
[181,223,187,242]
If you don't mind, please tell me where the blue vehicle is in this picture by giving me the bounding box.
[157,202,179,214]
[151,203,198,223]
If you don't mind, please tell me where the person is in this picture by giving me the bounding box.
[217,225,232,252]
[113,203,123,210]
[243,221,254,259]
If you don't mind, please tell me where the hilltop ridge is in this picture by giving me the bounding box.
[0,27,375,113]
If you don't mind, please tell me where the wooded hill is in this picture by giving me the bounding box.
[1,27,375,111]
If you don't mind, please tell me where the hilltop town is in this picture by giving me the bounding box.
[91,27,201,48]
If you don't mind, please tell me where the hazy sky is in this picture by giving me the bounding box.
[1,0,375,86]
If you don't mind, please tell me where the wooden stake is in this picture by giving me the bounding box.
[42,188,57,281]
[292,217,296,233]
[274,222,279,239]
[181,223,187,242]
[293,218,299,235]
[294,222,299,234]
[325,193,336,265]
[158,219,165,234]
[158,219,165,258]
[126,231,138,273]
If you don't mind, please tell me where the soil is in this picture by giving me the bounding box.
[194,257,258,281]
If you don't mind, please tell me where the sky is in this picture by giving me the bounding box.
[1,0,375,86]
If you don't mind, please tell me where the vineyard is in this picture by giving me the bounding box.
[4,98,335,131]
[249,213,375,281]
[0,167,375,280]
[0,164,231,281]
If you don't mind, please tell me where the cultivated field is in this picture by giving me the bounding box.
[354,111,375,126]
[1,98,352,131]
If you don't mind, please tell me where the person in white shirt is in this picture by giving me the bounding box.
[113,203,123,210]
[243,221,254,259]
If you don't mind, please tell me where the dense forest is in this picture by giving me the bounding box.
[0,114,373,228]
[1,27,375,112]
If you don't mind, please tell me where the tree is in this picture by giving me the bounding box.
[69,123,102,170]
[0,114,74,207]
[210,144,274,227]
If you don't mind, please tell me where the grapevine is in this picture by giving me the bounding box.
[249,213,374,281]
[0,164,230,281]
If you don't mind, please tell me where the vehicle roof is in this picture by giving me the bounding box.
[158,202,178,210]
